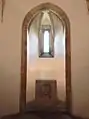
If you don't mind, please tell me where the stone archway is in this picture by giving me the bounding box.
[20,2,72,113]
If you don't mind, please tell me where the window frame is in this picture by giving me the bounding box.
[39,25,54,58]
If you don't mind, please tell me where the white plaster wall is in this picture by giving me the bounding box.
[26,13,66,103]
[26,58,66,102]
[0,0,89,118]
[26,14,66,103]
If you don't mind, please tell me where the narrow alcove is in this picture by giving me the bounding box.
[20,3,71,114]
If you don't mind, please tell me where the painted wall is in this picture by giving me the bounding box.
[0,0,89,118]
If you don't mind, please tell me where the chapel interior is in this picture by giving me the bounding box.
[0,1,89,119]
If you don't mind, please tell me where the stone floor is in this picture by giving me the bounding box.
[1,101,82,119]
[1,111,81,119]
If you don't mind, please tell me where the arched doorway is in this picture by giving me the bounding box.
[20,2,72,113]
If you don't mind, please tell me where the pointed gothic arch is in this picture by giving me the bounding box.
[20,2,72,113]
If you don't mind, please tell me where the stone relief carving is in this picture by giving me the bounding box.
[35,80,57,102]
